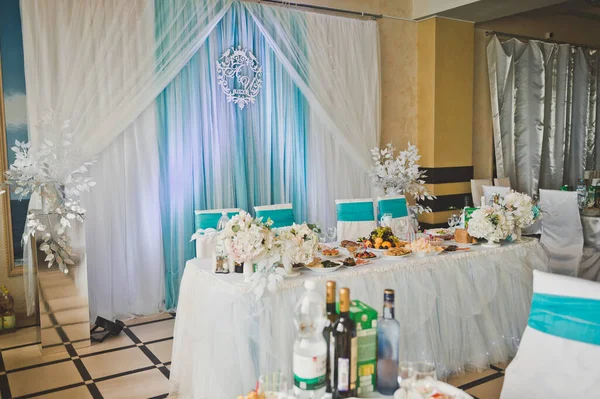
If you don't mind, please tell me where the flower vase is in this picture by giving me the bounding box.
[482,239,501,248]
[243,262,254,281]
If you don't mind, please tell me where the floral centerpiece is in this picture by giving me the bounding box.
[467,204,515,247]
[501,191,541,239]
[1,111,96,274]
[370,143,435,214]
[275,223,319,270]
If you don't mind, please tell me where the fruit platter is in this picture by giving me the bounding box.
[358,227,405,250]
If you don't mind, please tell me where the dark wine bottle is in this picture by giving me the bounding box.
[331,287,357,399]
[323,281,337,393]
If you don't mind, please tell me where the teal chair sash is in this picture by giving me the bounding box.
[195,211,240,231]
[336,201,374,222]
[378,197,409,219]
[528,292,600,346]
[256,208,295,228]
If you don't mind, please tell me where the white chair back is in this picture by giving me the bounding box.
[500,270,600,399]
[482,185,510,205]
[539,189,583,276]
[494,177,511,187]
[471,179,492,206]
[335,199,376,242]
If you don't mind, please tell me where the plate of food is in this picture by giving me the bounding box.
[443,245,470,252]
[354,250,379,260]
[425,228,455,241]
[304,259,342,273]
[358,227,406,250]
[407,238,444,257]
[320,247,344,259]
[394,379,473,399]
[341,257,372,267]
[383,247,412,257]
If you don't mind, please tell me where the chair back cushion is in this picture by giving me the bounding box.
[377,195,409,220]
[494,177,511,187]
[471,179,492,206]
[194,208,242,230]
[539,189,583,276]
[255,204,295,228]
[336,199,376,241]
[501,270,600,399]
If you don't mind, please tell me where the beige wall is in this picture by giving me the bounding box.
[472,13,600,179]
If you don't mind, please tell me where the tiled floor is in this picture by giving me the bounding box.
[0,313,174,399]
[0,313,507,398]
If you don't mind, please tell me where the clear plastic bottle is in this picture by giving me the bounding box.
[577,178,587,210]
[216,211,230,232]
[377,289,400,395]
[293,280,328,399]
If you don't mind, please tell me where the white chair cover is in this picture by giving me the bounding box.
[494,177,511,187]
[501,270,600,399]
[482,185,510,205]
[335,198,376,242]
[471,179,492,206]
[254,204,295,229]
[539,189,583,276]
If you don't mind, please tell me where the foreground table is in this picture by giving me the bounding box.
[169,239,547,399]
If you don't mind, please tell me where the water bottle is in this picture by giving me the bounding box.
[293,280,328,399]
[215,212,230,273]
[376,289,400,395]
[577,179,587,210]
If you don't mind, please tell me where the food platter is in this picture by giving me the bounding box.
[303,265,342,273]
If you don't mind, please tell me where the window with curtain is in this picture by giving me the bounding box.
[487,35,600,195]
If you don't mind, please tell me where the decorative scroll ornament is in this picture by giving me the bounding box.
[216,45,263,109]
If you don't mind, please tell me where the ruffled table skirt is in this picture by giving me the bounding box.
[169,239,548,399]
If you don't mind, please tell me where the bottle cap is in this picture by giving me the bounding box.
[304,280,317,291]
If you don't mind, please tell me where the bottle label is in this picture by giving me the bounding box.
[329,336,335,387]
[3,315,15,329]
[293,353,326,390]
[350,336,358,390]
[337,358,350,392]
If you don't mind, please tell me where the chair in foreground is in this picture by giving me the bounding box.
[539,189,583,276]
[493,177,511,187]
[336,198,376,242]
[500,270,600,399]
[471,179,492,206]
[255,204,295,228]
[195,208,242,230]
[482,185,510,205]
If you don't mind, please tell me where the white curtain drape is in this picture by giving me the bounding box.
[19,0,232,318]
[487,36,600,195]
[243,3,380,228]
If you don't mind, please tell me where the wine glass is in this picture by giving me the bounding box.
[398,361,416,395]
[412,361,437,398]
[326,227,337,244]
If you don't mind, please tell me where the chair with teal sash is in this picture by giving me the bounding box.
[377,195,410,222]
[336,199,376,241]
[500,270,600,399]
[194,208,242,231]
[254,204,295,228]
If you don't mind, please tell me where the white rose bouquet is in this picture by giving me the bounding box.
[467,204,515,243]
[275,223,319,266]
[502,191,540,228]
[219,211,277,264]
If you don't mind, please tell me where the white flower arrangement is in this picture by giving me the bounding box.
[370,143,435,214]
[2,111,96,274]
[275,223,319,266]
[501,191,541,229]
[467,204,515,243]
[219,211,277,264]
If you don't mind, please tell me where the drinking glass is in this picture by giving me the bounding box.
[447,217,455,229]
[398,361,416,394]
[381,213,393,227]
[258,371,288,395]
[411,361,437,398]
[326,227,337,244]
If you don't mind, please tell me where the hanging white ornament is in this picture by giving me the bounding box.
[216,45,263,109]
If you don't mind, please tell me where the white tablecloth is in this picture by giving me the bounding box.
[169,239,548,399]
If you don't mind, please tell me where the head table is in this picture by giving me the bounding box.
[169,238,548,399]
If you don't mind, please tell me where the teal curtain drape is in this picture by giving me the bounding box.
[157,2,308,308]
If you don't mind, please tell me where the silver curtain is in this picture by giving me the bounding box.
[487,35,600,195]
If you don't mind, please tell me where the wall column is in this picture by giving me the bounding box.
[417,17,475,229]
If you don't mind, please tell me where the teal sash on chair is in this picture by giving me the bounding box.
[378,197,409,219]
[195,211,241,231]
[528,292,600,346]
[256,208,295,228]
[337,202,374,222]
